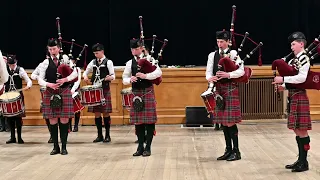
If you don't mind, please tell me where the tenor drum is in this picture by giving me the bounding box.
[121,87,134,110]
[72,92,85,113]
[200,91,216,114]
[79,85,104,106]
[0,91,24,117]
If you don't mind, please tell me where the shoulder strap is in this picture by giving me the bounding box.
[213,50,220,75]
[131,58,138,76]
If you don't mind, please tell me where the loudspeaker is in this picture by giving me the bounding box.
[185,106,213,127]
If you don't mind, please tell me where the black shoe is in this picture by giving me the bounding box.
[6,138,16,144]
[217,148,232,160]
[103,136,111,143]
[133,150,144,156]
[285,160,299,169]
[0,127,5,132]
[292,161,309,172]
[226,149,241,161]
[61,149,68,155]
[142,150,151,157]
[18,138,24,144]
[93,136,103,143]
[72,127,78,132]
[214,124,220,131]
[50,147,61,155]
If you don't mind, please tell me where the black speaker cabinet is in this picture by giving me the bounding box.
[185,106,213,127]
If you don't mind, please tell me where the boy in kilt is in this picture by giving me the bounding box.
[122,39,162,157]
[4,55,32,144]
[31,61,53,143]
[205,31,244,161]
[37,38,78,155]
[83,43,115,143]
[273,32,311,172]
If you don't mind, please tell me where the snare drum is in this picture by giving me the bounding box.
[200,90,216,114]
[79,85,104,106]
[72,92,85,113]
[0,91,24,117]
[121,87,134,110]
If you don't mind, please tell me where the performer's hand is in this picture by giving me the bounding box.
[216,71,230,79]
[56,78,68,85]
[104,75,114,81]
[23,86,30,91]
[47,83,60,90]
[130,76,138,83]
[136,72,147,79]
[208,76,218,82]
[84,77,91,84]
[3,56,7,63]
[277,85,285,92]
[71,90,75,94]
[272,76,284,84]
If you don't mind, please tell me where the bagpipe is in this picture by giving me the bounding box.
[53,17,88,82]
[136,16,168,85]
[218,5,263,84]
[272,35,320,94]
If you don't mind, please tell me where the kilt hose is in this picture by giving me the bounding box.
[287,89,311,130]
[42,87,74,119]
[88,88,112,113]
[213,82,242,124]
[129,86,157,125]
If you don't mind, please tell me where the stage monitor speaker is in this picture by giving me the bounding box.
[185,106,213,127]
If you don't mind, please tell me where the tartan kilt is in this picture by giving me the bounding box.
[87,88,112,113]
[130,86,157,124]
[287,89,311,130]
[212,82,242,124]
[42,87,74,119]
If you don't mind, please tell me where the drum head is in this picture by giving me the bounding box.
[0,91,20,101]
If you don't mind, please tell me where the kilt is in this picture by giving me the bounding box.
[42,87,74,119]
[287,89,311,130]
[212,82,242,124]
[88,88,112,113]
[129,86,157,124]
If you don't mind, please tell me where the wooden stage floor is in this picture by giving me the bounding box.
[0,121,320,180]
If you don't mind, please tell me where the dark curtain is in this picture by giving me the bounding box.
[0,0,319,69]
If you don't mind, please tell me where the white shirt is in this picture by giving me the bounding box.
[71,67,81,94]
[0,50,9,85]
[37,55,78,87]
[280,51,310,88]
[7,65,32,88]
[122,54,162,85]
[83,56,116,80]
[205,48,244,80]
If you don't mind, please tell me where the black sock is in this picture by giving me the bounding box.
[145,124,155,152]
[228,125,239,150]
[8,117,15,139]
[59,123,69,150]
[50,123,59,149]
[95,117,103,138]
[135,124,145,152]
[103,116,111,137]
[222,125,232,150]
[295,136,301,160]
[74,112,80,127]
[68,118,72,131]
[299,136,310,162]
[45,119,51,133]
[16,118,22,140]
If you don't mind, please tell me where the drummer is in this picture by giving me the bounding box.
[83,43,115,143]
[4,55,32,144]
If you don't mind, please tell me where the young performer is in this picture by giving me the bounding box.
[31,61,53,143]
[273,32,311,172]
[122,39,162,156]
[69,56,82,132]
[37,38,78,155]
[4,55,32,144]
[205,30,244,161]
[83,43,115,143]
